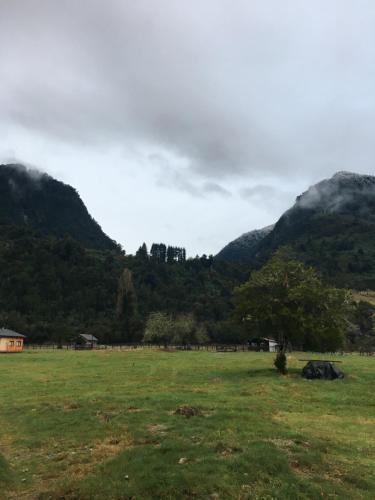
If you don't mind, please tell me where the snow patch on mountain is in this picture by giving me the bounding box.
[216,224,274,260]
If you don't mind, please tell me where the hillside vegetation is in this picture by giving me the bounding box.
[0,226,241,343]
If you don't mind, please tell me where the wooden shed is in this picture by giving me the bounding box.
[74,333,98,349]
[0,328,26,353]
[249,337,279,352]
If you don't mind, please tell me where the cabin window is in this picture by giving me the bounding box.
[9,340,14,346]
[16,341,22,347]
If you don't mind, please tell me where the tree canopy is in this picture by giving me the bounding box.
[143,312,208,346]
[233,248,350,353]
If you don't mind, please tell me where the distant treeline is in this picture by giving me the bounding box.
[0,226,374,350]
[136,243,187,263]
[0,227,244,344]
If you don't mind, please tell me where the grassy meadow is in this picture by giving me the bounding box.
[0,350,374,499]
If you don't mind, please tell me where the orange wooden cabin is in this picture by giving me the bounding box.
[0,328,26,353]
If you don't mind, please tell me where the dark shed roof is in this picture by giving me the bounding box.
[79,334,98,342]
[0,328,26,338]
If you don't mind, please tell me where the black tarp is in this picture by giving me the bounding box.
[302,360,344,380]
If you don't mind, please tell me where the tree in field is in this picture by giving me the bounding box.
[233,248,350,373]
[143,312,174,346]
[143,312,208,346]
[172,314,209,345]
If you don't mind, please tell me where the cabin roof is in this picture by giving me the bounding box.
[79,333,98,342]
[0,328,26,338]
[250,337,278,342]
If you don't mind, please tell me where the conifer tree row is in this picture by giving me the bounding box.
[136,243,186,263]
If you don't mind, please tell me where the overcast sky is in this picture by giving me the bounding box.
[1,1,375,255]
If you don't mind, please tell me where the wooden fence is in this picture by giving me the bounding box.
[24,343,259,352]
[23,344,371,354]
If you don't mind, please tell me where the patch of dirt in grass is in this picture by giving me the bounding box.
[289,460,313,478]
[95,410,121,422]
[64,402,81,411]
[266,439,328,481]
[147,423,168,435]
[251,386,271,396]
[218,448,234,458]
[267,438,310,452]
[126,406,143,413]
[267,438,296,451]
[215,442,242,458]
[91,435,132,458]
[175,405,202,417]
[355,417,375,425]
[191,435,203,445]
[291,459,345,484]
[4,433,134,499]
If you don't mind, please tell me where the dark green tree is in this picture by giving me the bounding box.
[166,245,175,263]
[233,248,350,373]
[116,268,140,341]
[136,243,149,260]
[150,243,167,263]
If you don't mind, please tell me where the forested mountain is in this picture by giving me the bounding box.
[0,228,241,343]
[0,164,118,251]
[217,172,375,289]
[0,164,243,343]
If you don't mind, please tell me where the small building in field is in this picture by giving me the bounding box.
[249,337,279,353]
[0,328,26,353]
[75,333,98,349]
[263,338,279,352]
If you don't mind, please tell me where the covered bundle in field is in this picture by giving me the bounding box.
[302,360,344,380]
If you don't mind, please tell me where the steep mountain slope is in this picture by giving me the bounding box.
[0,163,118,251]
[0,164,242,342]
[216,225,274,261]
[218,172,375,289]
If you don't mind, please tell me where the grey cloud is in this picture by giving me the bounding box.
[240,184,293,208]
[295,171,375,214]
[151,153,231,197]
[1,1,375,255]
[202,182,232,197]
[240,185,278,200]
[1,0,375,185]
[150,153,202,197]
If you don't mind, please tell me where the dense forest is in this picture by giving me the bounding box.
[0,225,245,344]
[1,226,374,349]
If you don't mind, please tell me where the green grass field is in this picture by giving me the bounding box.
[0,350,374,499]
